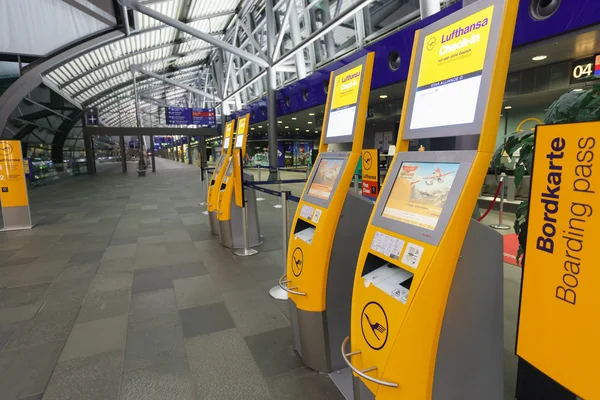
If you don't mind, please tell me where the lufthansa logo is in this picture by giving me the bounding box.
[361,302,388,350]
[427,37,437,51]
[363,152,373,170]
[292,247,304,277]
[0,143,13,160]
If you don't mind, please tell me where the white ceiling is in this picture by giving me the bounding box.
[0,0,109,56]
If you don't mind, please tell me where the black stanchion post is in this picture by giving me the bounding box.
[234,151,259,257]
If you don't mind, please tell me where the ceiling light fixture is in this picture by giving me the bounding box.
[258,125,262,128]
[573,88,584,92]
[285,126,289,128]
[309,113,315,116]
[251,127,255,130]
[292,117,297,120]
[532,55,547,61]
[308,121,313,124]
[277,120,282,123]
[504,106,512,109]
[379,94,388,99]
[306,129,310,132]
[295,128,299,130]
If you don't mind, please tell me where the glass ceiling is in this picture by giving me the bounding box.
[39,0,423,128]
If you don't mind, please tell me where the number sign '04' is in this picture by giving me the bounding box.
[517,122,600,400]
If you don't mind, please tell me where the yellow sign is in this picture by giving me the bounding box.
[417,5,494,87]
[331,64,363,110]
[517,122,600,399]
[361,149,379,199]
[0,140,29,207]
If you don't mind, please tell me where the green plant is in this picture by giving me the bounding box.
[493,82,600,264]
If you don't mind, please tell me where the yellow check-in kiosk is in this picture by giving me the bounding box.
[342,1,518,399]
[216,114,262,249]
[207,120,235,236]
[278,53,376,373]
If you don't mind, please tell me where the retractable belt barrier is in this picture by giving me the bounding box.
[243,180,303,203]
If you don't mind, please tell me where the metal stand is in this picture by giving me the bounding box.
[490,175,511,230]
[270,190,290,300]
[233,192,259,257]
[354,174,359,193]
[198,169,209,206]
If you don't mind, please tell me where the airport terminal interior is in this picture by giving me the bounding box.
[0,0,597,399]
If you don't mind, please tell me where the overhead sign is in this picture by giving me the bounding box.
[165,107,216,127]
[86,112,99,125]
[361,149,379,200]
[0,141,29,208]
[326,64,362,139]
[517,122,600,400]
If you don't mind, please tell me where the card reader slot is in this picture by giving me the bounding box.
[293,218,316,245]
[361,253,414,304]
[220,182,227,190]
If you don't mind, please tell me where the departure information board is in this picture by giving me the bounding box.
[165,107,216,127]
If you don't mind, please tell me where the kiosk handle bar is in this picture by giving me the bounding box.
[341,336,399,388]
[278,275,306,296]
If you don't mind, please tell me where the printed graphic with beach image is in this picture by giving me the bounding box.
[308,159,344,200]
[382,162,459,230]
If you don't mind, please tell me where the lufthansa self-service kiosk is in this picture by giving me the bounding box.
[216,114,261,248]
[278,53,375,373]
[207,120,235,236]
[342,1,518,399]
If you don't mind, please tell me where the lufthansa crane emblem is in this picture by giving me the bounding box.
[0,142,13,161]
[292,247,304,277]
[361,301,388,350]
[363,151,373,170]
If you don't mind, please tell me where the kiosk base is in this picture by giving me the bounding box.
[209,211,220,237]
[353,220,504,400]
[218,172,262,249]
[290,193,373,373]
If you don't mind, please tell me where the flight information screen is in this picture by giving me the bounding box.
[307,158,345,201]
[224,137,231,149]
[382,162,460,230]
[235,134,244,148]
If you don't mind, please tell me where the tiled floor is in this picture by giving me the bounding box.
[0,158,522,400]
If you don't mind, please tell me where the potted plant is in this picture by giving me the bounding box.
[493,82,600,264]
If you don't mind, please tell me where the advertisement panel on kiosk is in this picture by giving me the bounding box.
[279,53,375,374]
[342,0,518,399]
[207,120,235,236]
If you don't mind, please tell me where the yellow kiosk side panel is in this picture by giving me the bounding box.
[217,114,250,220]
[207,121,235,212]
[286,152,360,312]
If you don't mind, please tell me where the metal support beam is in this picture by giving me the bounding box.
[320,1,336,59]
[132,72,146,170]
[132,65,221,101]
[120,136,127,172]
[265,0,278,181]
[119,0,271,68]
[149,135,156,171]
[288,0,306,79]
[420,0,441,19]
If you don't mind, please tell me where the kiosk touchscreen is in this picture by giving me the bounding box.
[216,114,261,249]
[278,53,375,373]
[207,120,235,236]
[342,0,518,399]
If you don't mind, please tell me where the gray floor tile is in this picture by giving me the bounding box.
[56,262,99,281]
[223,287,290,337]
[0,323,19,351]
[4,307,78,350]
[102,244,137,261]
[132,266,173,294]
[128,288,179,327]
[59,314,128,361]
[0,339,65,400]
[245,326,303,378]
[180,302,235,338]
[97,259,134,274]
[109,236,138,245]
[173,275,221,310]
[185,328,273,400]
[0,282,49,308]
[123,318,186,373]
[0,303,42,325]
[9,263,64,286]
[0,264,26,288]
[120,358,196,400]
[38,277,92,312]
[267,367,345,400]
[170,261,207,279]
[43,350,122,400]
[0,256,39,267]
[88,272,132,293]
[68,251,104,264]
[77,288,130,323]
